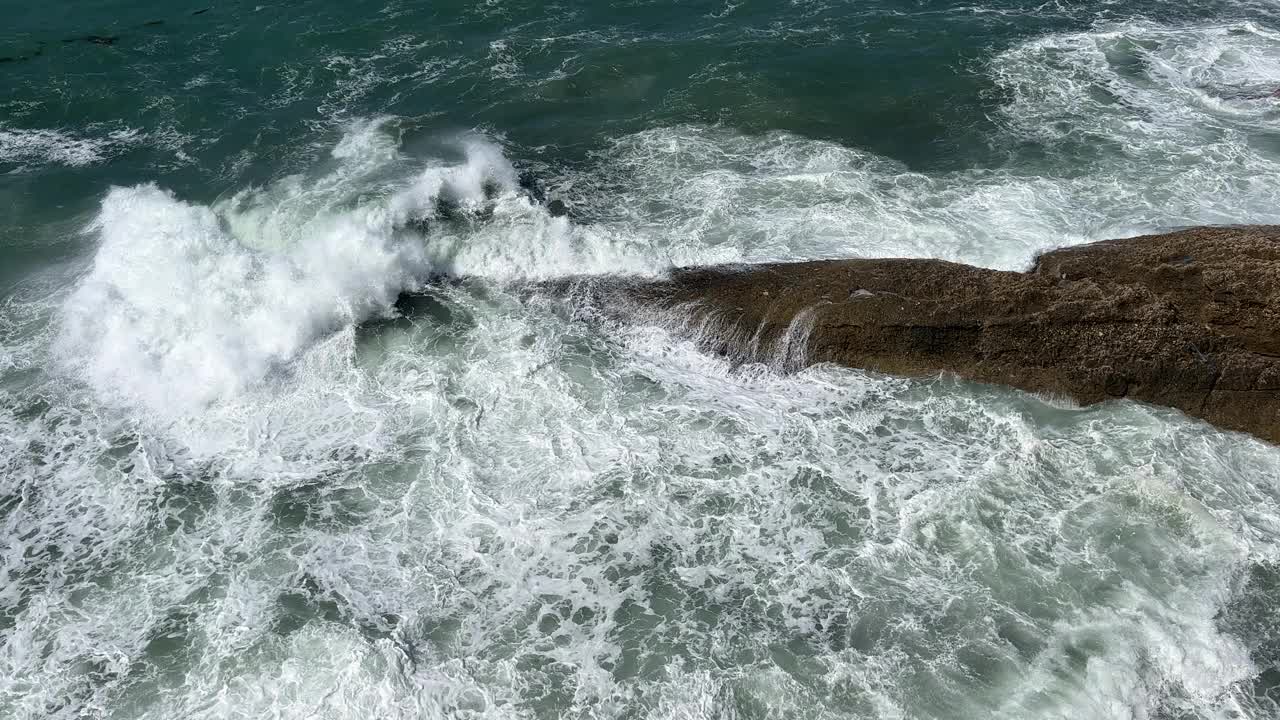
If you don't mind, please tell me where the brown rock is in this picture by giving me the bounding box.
[563,226,1280,444]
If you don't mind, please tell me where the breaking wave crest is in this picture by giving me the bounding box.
[3,16,1280,720]
[56,120,661,418]
[54,18,1280,420]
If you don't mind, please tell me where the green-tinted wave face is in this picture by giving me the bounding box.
[3,1,1280,719]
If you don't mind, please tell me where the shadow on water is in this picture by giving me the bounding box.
[1217,560,1280,715]
[270,571,401,644]
[268,477,380,533]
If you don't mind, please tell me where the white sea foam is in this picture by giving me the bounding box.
[57,120,662,420]
[5,16,1280,720]
[993,19,1280,168]
[10,270,1280,720]
[318,38,461,117]
[548,20,1280,271]
[0,126,142,170]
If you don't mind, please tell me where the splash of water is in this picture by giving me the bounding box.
[3,17,1280,720]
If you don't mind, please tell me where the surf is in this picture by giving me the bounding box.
[3,10,1280,720]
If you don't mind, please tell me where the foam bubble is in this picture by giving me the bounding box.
[0,126,142,171]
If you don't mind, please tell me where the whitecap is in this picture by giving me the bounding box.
[0,126,142,170]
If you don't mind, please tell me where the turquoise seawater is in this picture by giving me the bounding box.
[4,1,1280,718]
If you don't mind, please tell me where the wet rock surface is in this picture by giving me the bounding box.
[568,226,1280,443]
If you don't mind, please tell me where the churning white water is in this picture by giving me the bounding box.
[3,18,1280,720]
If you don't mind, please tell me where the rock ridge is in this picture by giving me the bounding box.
[563,225,1280,444]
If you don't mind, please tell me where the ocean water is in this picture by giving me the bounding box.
[4,1,1280,718]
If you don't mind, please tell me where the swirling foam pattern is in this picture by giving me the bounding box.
[2,7,1280,720]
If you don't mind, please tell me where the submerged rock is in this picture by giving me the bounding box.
[568,226,1280,443]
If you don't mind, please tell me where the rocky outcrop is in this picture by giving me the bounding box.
[565,226,1280,443]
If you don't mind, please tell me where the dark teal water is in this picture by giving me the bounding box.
[4,1,1278,224]
[4,1,1280,718]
